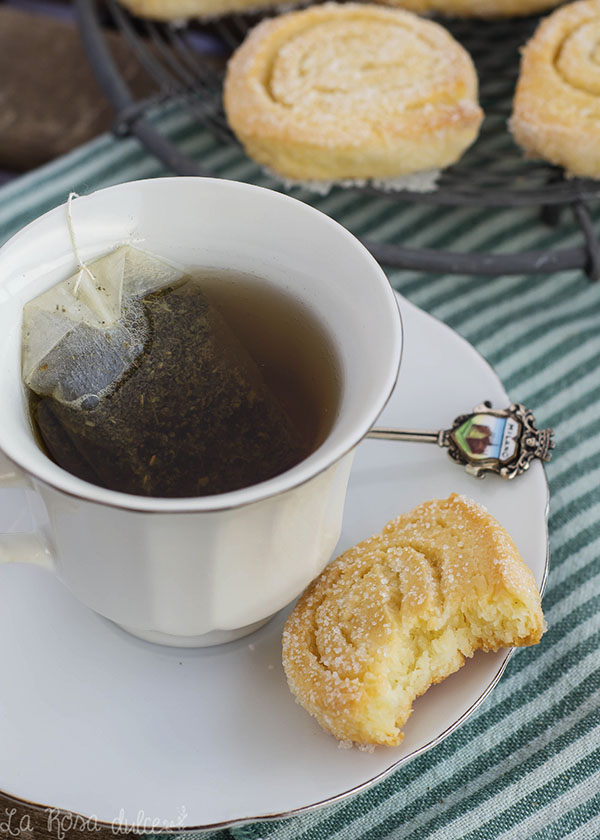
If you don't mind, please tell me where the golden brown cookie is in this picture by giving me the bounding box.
[117,0,275,20]
[223,3,483,181]
[282,494,545,746]
[512,0,600,177]
[376,0,562,18]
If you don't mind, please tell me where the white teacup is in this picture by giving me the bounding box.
[0,178,402,647]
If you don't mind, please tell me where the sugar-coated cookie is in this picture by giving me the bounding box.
[224,3,483,181]
[512,0,600,178]
[282,494,545,746]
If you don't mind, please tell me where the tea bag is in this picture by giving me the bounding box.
[23,245,307,497]
[22,246,183,404]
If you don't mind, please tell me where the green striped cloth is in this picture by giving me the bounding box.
[1,108,599,840]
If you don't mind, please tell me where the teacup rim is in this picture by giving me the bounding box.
[0,177,403,513]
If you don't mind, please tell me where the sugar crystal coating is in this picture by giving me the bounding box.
[512,0,600,178]
[224,3,483,181]
[282,494,545,746]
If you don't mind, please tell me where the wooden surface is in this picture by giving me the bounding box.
[0,5,155,172]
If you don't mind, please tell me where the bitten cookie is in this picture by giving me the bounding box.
[223,3,483,182]
[511,0,600,178]
[282,494,545,746]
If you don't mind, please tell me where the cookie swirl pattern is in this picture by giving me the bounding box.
[512,0,600,177]
[282,494,545,746]
[224,3,483,181]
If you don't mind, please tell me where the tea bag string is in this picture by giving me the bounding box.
[67,192,96,294]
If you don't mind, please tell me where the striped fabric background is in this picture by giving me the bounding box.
[0,110,598,839]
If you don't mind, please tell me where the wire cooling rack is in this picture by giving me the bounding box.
[76,0,600,278]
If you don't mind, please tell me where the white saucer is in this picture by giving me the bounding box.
[0,294,548,832]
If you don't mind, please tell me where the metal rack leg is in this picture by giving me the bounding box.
[572,200,600,283]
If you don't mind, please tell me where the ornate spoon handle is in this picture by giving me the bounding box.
[367,401,554,480]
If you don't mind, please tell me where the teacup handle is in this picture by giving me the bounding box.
[0,451,55,571]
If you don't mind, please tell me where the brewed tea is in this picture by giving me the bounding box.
[24,257,340,497]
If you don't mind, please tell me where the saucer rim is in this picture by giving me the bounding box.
[0,294,550,832]
[0,649,521,834]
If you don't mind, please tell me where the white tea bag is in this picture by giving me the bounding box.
[22,245,183,405]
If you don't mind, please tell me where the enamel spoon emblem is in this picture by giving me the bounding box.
[367,402,554,479]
